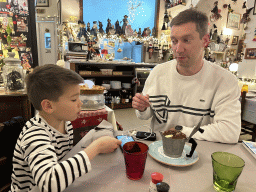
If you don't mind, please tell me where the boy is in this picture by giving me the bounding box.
[10,64,121,191]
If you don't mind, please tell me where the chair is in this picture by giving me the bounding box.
[241,91,256,142]
[0,116,26,191]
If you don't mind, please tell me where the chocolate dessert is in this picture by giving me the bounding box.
[125,142,141,153]
[163,129,186,139]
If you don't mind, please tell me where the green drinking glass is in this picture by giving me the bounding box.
[211,152,245,192]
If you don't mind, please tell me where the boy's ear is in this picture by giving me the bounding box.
[41,99,54,114]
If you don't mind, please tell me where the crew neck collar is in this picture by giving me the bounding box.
[173,60,205,80]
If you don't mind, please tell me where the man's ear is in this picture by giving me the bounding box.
[41,99,54,114]
[202,34,210,48]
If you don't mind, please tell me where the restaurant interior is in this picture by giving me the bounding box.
[0,0,256,191]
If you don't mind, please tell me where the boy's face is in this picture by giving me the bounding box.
[51,84,82,121]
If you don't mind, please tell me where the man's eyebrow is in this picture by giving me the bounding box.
[171,34,194,38]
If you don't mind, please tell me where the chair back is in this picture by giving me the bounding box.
[241,91,247,119]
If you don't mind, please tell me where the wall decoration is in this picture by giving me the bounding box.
[254,0,256,15]
[231,36,239,45]
[244,48,256,59]
[16,16,28,32]
[19,50,32,69]
[227,12,240,30]
[36,0,49,7]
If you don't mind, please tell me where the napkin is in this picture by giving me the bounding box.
[81,120,114,148]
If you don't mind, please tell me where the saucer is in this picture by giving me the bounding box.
[148,141,199,167]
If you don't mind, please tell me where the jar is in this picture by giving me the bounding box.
[2,52,24,93]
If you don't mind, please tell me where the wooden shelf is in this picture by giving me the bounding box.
[106,88,133,92]
[106,103,132,109]
[80,75,134,78]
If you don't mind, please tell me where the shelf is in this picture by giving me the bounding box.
[80,75,134,78]
[106,88,133,92]
[212,51,225,54]
[106,103,132,109]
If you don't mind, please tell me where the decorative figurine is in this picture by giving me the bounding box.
[146,27,151,36]
[106,18,112,34]
[142,28,147,37]
[121,15,128,35]
[138,28,142,38]
[91,21,98,37]
[77,20,87,40]
[152,27,156,37]
[115,20,122,35]
[109,25,116,35]
[98,21,104,34]
[125,25,133,37]
[87,22,91,34]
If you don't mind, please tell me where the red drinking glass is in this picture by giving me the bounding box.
[123,141,149,180]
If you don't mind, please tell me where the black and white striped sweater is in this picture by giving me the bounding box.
[10,114,91,192]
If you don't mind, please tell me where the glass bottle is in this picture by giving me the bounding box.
[149,172,164,192]
[2,52,24,93]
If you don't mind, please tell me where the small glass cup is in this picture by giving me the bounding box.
[211,152,245,192]
[123,141,148,180]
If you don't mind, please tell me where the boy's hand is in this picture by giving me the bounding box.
[132,93,150,112]
[95,136,122,154]
[84,136,121,160]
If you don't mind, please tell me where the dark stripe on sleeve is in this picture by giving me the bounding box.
[73,156,82,177]
[66,160,75,182]
[78,152,88,173]
[48,172,52,192]
[54,169,61,192]
[59,163,68,188]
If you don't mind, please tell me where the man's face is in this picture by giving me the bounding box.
[170,22,208,68]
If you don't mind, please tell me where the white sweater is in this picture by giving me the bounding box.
[11,114,91,192]
[136,59,241,143]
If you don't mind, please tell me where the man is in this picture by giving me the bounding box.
[132,8,241,143]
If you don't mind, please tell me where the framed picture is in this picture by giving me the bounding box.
[36,0,49,7]
[244,48,256,59]
[227,12,240,30]
[254,0,256,15]
[231,36,239,45]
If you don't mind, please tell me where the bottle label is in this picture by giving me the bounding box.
[149,181,157,192]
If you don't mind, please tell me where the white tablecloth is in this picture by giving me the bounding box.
[63,131,256,192]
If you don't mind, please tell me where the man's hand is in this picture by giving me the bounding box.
[132,93,150,112]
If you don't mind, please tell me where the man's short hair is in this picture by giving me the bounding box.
[170,8,208,39]
[25,64,84,110]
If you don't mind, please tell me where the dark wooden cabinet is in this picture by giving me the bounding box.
[0,90,32,123]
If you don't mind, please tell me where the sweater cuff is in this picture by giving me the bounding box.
[135,107,152,120]
[78,150,92,173]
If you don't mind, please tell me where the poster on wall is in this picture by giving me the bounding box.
[16,16,28,32]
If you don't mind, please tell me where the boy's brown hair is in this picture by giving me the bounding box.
[26,64,84,110]
[170,8,208,39]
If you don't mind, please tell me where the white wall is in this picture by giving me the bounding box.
[36,0,79,22]
[35,0,58,18]
[237,0,256,79]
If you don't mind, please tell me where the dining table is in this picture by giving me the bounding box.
[63,131,256,192]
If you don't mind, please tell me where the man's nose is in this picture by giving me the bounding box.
[175,42,185,53]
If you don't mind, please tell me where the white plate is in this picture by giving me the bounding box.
[148,141,199,167]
